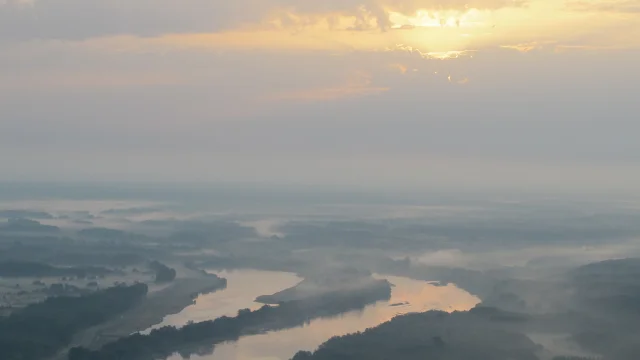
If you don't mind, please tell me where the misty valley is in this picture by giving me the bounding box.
[1,184,640,360]
[3,0,639,357]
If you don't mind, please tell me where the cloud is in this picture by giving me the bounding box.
[413,245,635,270]
[0,0,243,41]
[391,45,476,59]
[448,75,470,84]
[1,40,640,190]
[0,0,526,41]
[2,0,638,60]
[0,72,183,91]
[567,0,640,13]
[389,63,409,73]
[263,71,389,102]
[266,84,389,102]
[500,41,554,52]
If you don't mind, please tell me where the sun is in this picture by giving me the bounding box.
[388,8,489,29]
[382,8,492,54]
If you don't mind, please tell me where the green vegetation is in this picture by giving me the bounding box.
[291,310,541,360]
[0,283,147,360]
[256,269,387,304]
[68,281,391,360]
[0,210,54,219]
[149,260,177,283]
[0,218,59,233]
[0,261,111,278]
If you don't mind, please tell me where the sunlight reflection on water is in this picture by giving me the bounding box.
[165,271,479,360]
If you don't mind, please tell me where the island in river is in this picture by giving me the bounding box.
[176,273,479,360]
[67,272,393,360]
[256,268,390,305]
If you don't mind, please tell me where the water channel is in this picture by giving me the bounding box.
[147,269,480,360]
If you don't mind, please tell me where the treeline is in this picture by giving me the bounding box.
[68,282,391,360]
[0,283,147,360]
[291,309,542,360]
[149,260,177,283]
[0,261,111,278]
[0,210,54,219]
[0,218,60,233]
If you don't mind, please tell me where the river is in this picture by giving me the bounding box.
[148,269,479,360]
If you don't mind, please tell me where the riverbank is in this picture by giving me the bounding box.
[256,273,390,305]
[51,275,226,360]
[67,279,393,360]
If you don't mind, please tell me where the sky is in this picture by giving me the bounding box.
[1,0,639,192]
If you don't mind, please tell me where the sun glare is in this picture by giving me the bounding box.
[388,8,489,29]
[383,8,493,54]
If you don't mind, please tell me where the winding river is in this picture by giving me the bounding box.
[147,269,480,360]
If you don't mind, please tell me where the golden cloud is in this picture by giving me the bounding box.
[566,0,640,13]
[500,41,557,52]
[389,63,409,73]
[11,0,638,61]
[263,71,389,102]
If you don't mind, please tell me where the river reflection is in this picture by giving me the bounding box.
[146,270,302,332]
[165,271,479,360]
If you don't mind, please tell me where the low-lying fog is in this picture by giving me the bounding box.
[2,184,640,360]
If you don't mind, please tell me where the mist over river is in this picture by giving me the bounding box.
[155,270,479,360]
